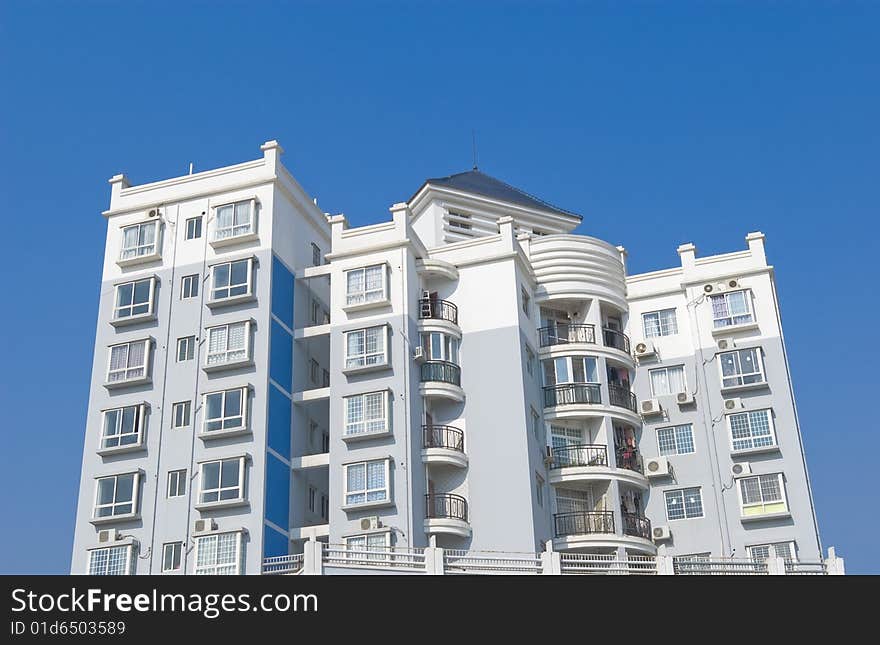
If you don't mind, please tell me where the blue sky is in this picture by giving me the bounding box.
[1,1,877,574]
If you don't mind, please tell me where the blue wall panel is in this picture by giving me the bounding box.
[270,319,293,394]
[263,523,289,559]
[267,383,291,460]
[271,255,295,329]
[264,453,291,536]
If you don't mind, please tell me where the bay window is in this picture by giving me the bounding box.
[199,457,246,505]
[93,472,140,519]
[421,331,459,365]
[649,365,687,396]
[344,391,389,436]
[113,277,156,321]
[107,339,150,385]
[720,347,766,388]
[710,290,754,328]
[344,459,390,506]
[205,321,251,367]
[194,531,242,575]
[345,264,387,306]
[203,387,248,435]
[120,221,158,261]
[738,473,788,518]
[344,326,388,370]
[729,409,776,451]
[542,356,599,386]
[100,404,146,451]
[212,200,255,242]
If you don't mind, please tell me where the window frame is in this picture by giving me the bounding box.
[185,216,203,240]
[180,274,200,300]
[112,276,157,322]
[343,458,391,508]
[119,220,159,263]
[710,289,755,329]
[171,401,191,429]
[167,469,187,498]
[343,390,391,438]
[204,320,252,369]
[99,404,147,453]
[656,424,696,456]
[193,531,243,575]
[649,364,687,397]
[420,331,460,365]
[663,486,704,521]
[521,286,531,318]
[642,308,678,338]
[93,472,141,520]
[88,544,133,575]
[737,473,789,518]
[106,338,151,386]
[211,199,257,244]
[162,542,184,573]
[542,355,600,386]
[719,347,766,389]
[344,532,392,561]
[201,386,249,437]
[197,457,247,507]
[208,257,254,304]
[728,409,777,452]
[344,264,388,308]
[747,541,797,562]
[176,336,196,362]
[344,325,389,371]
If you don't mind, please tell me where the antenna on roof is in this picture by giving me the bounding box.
[188,162,194,175]
[472,130,478,170]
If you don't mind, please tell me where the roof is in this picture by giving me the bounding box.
[412,169,582,220]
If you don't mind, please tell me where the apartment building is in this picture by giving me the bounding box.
[71,142,827,575]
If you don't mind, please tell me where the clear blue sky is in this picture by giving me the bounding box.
[1,1,877,574]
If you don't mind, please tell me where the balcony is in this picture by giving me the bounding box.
[622,513,652,541]
[422,425,467,468]
[608,385,637,413]
[554,511,615,538]
[419,361,464,402]
[549,444,649,489]
[418,298,458,325]
[551,444,607,469]
[615,448,644,475]
[538,323,596,348]
[602,328,631,354]
[424,493,471,538]
[543,383,601,408]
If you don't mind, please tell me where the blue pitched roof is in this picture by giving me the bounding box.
[416,169,582,220]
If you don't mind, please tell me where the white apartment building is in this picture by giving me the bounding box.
[71,142,837,576]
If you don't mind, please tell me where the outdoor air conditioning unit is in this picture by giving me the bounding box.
[641,399,662,417]
[147,208,160,218]
[645,456,671,477]
[731,462,752,478]
[652,525,672,541]
[716,337,736,351]
[676,391,695,406]
[727,279,740,289]
[97,529,119,544]
[724,397,743,411]
[412,346,425,362]
[703,283,714,294]
[194,518,216,533]
[360,516,381,531]
[634,341,656,358]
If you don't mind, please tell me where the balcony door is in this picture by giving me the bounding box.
[556,488,601,514]
[543,356,598,387]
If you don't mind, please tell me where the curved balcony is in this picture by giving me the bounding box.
[602,328,631,355]
[419,298,458,325]
[538,323,596,349]
[615,448,644,475]
[419,361,464,403]
[554,511,615,538]
[543,383,601,408]
[424,493,470,538]
[422,425,467,468]
[608,385,637,413]
[549,444,648,489]
[552,511,656,554]
[622,513,652,541]
[551,444,607,469]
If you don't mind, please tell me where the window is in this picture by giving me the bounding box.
[664,487,704,520]
[213,200,254,242]
[344,459,389,506]
[321,494,329,520]
[311,242,321,267]
[204,387,247,434]
[308,420,318,448]
[536,473,544,507]
[345,533,389,560]
[643,309,678,338]
[421,331,459,364]
[194,532,242,575]
[673,553,711,575]
[525,344,535,376]
[162,542,183,572]
[210,258,253,301]
[649,365,687,396]
[94,473,139,518]
[345,265,386,306]
[167,470,186,498]
[344,391,389,436]
[113,278,155,320]
[206,321,251,366]
[107,339,149,384]
[710,290,754,328]
[542,356,599,386]
[185,216,203,240]
[177,336,195,362]
[199,457,245,504]
[311,299,320,326]
[729,409,776,451]
[171,401,191,429]
[747,542,796,562]
[738,473,787,517]
[720,348,765,388]
[120,221,158,260]
[657,425,695,456]
[344,326,387,369]
[322,368,330,387]
[322,432,330,453]
[88,545,132,575]
[181,274,199,299]
[101,405,145,450]
[308,486,316,512]
[531,407,541,442]
[521,286,531,317]
[310,358,319,384]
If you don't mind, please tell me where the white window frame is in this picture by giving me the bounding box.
[344,325,388,370]
[737,473,789,517]
[710,289,755,329]
[649,364,687,396]
[209,257,254,303]
[205,320,252,368]
[167,469,187,498]
[93,472,141,520]
[311,242,322,267]
[664,486,704,521]
[421,331,460,365]
[113,277,157,321]
[193,531,243,575]
[171,401,191,429]
[728,409,777,452]
[100,404,146,452]
[120,220,159,261]
[177,336,195,362]
[185,216,202,240]
[344,532,392,561]
[180,274,199,299]
[642,308,678,338]
[202,387,249,435]
[198,457,246,506]
[212,199,256,243]
[719,347,766,388]
[543,355,600,386]
[656,424,695,456]
[344,390,390,437]
[88,544,133,575]
[162,542,184,573]
[747,541,797,562]
[106,339,151,385]
[343,459,390,507]
[344,264,387,307]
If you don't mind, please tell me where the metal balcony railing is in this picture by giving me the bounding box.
[615,448,644,474]
[622,513,652,540]
[537,323,596,348]
[551,444,608,469]
[423,425,464,452]
[554,511,615,538]
[543,383,602,408]
[425,493,468,522]
[418,298,458,325]
[602,328,631,354]
[420,361,461,386]
[608,384,637,412]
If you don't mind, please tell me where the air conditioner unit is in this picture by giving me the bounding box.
[148,208,160,218]
[194,518,216,533]
[360,516,381,531]
[640,399,662,416]
[676,391,695,406]
[727,279,740,289]
[724,397,743,411]
[731,462,752,477]
[716,337,736,351]
[703,284,714,294]
[634,341,656,358]
[652,525,672,541]
[644,456,671,477]
[412,346,425,362]
[97,529,119,544]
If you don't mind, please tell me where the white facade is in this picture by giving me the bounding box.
[72,143,831,575]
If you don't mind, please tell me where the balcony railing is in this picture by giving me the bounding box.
[543,383,601,408]
[622,513,652,540]
[615,448,644,474]
[420,361,461,386]
[554,511,615,538]
[419,298,458,325]
[551,444,608,469]
[537,323,596,348]
[423,425,464,452]
[602,328,631,354]
[608,384,637,412]
[426,493,468,522]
